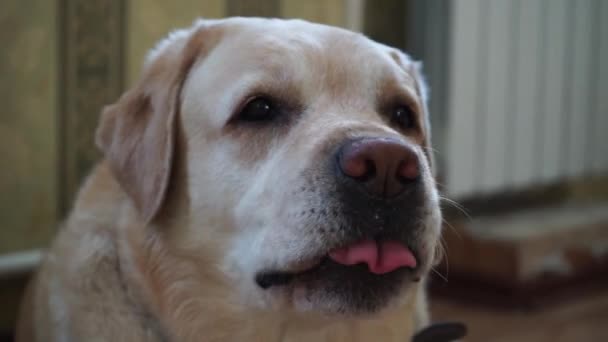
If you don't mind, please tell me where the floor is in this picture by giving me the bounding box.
[430,291,608,342]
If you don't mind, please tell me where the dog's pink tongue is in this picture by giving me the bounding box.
[329,240,417,274]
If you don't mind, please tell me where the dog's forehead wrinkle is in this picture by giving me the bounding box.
[227,23,391,92]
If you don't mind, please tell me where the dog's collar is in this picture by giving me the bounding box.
[411,322,467,342]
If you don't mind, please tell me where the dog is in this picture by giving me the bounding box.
[16,17,443,341]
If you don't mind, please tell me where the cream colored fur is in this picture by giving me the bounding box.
[16,17,442,342]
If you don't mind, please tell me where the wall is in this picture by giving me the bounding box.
[127,0,356,85]
[445,0,608,199]
[0,0,58,254]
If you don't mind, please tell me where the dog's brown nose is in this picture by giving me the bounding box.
[337,138,419,198]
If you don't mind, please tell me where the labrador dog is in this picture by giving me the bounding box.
[16,17,442,342]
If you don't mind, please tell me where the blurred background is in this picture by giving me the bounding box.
[1,0,607,341]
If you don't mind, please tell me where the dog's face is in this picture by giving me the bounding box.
[97,18,442,316]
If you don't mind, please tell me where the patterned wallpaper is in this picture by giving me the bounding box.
[1,0,126,254]
[59,0,126,213]
[0,0,58,254]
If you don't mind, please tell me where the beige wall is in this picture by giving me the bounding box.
[128,0,224,84]
[0,0,57,254]
[280,0,346,26]
[127,0,353,85]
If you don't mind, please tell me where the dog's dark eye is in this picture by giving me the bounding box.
[392,106,416,130]
[238,97,277,122]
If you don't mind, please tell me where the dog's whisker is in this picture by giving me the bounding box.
[439,196,471,221]
[431,267,448,283]
[420,145,440,155]
[440,236,449,278]
[434,180,447,188]
[441,218,462,241]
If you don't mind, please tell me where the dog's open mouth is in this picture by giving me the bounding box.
[255,239,418,289]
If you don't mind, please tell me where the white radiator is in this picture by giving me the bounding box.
[445,0,608,199]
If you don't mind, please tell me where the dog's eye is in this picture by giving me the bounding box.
[392,106,416,130]
[238,97,278,122]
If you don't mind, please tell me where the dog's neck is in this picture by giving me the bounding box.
[115,219,425,342]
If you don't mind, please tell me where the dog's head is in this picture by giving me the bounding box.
[96,18,442,316]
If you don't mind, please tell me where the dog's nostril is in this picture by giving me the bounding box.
[339,154,376,180]
[363,160,376,180]
[397,156,419,181]
[350,159,376,182]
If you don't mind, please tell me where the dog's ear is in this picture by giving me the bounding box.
[95,21,220,223]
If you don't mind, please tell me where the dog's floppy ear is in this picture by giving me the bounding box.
[95,21,219,223]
